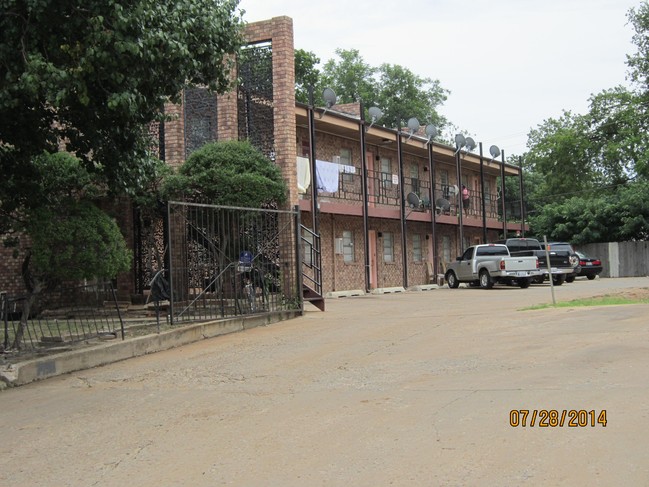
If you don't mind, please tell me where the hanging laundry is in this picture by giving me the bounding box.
[316,160,339,193]
[296,156,311,194]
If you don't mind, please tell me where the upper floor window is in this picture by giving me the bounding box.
[410,164,420,194]
[380,157,392,188]
[340,148,354,185]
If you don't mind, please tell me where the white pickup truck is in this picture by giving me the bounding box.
[445,244,541,289]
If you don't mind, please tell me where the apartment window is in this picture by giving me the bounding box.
[410,164,420,194]
[382,232,394,263]
[442,235,451,268]
[380,157,392,188]
[340,148,353,184]
[412,234,422,262]
[439,169,450,198]
[342,230,354,263]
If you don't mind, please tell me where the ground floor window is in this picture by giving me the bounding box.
[342,230,354,262]
[442,235,451,268]
[382,232,394,263]
[412,234,422,262]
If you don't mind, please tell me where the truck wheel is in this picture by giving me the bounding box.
[446,272,459,289]
[587,275,596,280]
[565,275,575,283]
[552,275,565,286]
[479,269,494,289]
[518,278,531,289]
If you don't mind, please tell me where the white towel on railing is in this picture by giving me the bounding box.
[296,156,311,194]
[316,160,339,193]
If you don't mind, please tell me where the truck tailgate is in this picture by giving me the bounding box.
[503,257,537,271]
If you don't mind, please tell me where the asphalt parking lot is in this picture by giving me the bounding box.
[1,277,648,486]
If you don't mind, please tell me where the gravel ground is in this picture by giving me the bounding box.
[1,276,648,486]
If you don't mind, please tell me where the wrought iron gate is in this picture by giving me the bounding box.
[165,202,302,324]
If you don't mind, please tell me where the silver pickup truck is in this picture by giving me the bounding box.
[445,244,541,289]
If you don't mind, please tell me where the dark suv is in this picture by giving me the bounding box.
[541,242,581,283]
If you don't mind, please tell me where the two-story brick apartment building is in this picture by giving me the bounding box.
[1,15,525,304]
[294,102,524,295]
[154,15,526,300]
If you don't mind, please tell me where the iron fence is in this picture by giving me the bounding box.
[166,202,301,324]
[2,281,124,352]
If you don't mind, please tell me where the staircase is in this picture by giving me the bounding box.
[300,225,325,311]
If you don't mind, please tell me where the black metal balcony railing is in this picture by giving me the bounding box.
[300,169,512,221]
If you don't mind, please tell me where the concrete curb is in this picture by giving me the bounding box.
[0,310,300,387]
[370,287,406,295]
[325,290,366,298]
[407,284,440,291]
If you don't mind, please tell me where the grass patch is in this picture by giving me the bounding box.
[523,294,649,310]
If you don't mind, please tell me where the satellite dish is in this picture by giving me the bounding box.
[454,133,466,153]
[406,192,422,208]
[425,124,437,139]
[436,198,451,213]
[367,106,383,130]
[447,184,459,197]
[368,106,383,121]
[407,117,420,132]
[405,117,420,141]
[465,137,476,152]
[489,144,501,159]
[323,88,337,108]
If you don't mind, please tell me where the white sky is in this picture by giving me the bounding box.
[238,0,640,155]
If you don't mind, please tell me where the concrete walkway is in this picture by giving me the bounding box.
[0,277,648,486]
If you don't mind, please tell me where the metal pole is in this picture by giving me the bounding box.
[359,102,371,293]
[519,155,525,237]
[397,127,408,288]
[479,142,487,243]
[456,150,465,253]
[500,150,507,238]
[307,87,319,236]
[543,235,556,305]
[427,142,438,280]
[294,205,304,311]
[167,201,174,326]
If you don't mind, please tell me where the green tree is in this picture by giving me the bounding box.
[0,0,244,226]
[7,153,131,349]
[320,48,377,106]
[164,140,287,207]
[315,48,450,131]
[586,86,648,183]
[525,111,594,202]
[375,63,449,130]
[295,49,321,104]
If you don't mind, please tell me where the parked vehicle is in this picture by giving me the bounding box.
[541,242,581,283]
[495,237,576,286]
[445,244,540,289]
[576,251,603,280]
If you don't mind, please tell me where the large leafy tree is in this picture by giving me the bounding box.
[295,49,321,104]
[0,0,244,229]
[300,48,450,132]
[319,48,377,107]
[7,152,132,349]
[530,181,649,243]
[374,63,449,131]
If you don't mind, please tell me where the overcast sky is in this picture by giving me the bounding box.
[238,0,640,155]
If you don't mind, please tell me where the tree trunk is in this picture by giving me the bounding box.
[11,252,44,350]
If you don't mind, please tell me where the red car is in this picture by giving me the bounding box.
[576,251,603,280]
